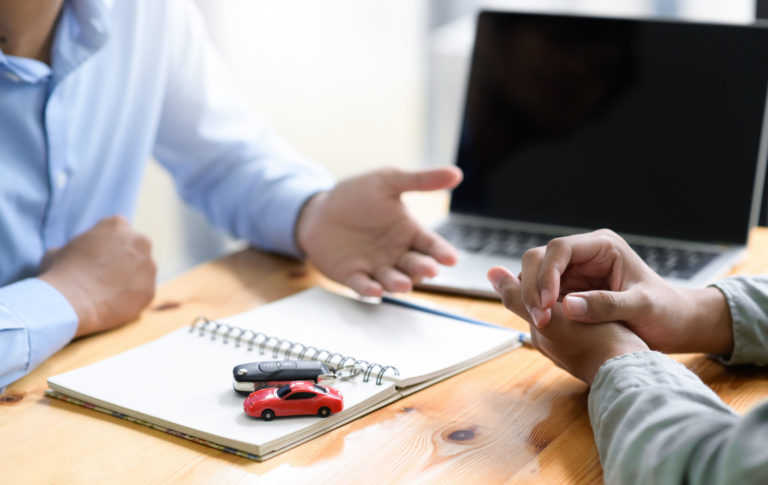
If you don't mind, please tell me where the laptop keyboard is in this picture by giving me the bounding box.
[437,223,719,279]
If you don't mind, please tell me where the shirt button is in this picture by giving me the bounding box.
[5,71,20,82]
[55,171,69,189]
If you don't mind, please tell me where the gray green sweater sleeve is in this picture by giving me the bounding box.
[588,275,768,484]
[711,275,768,365]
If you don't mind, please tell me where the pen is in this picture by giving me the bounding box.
[381,295,532,346]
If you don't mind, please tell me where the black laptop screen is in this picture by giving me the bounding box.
[451,11,768,244]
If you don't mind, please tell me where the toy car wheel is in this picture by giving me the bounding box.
[318,407,331,418]
[262,409,275,421]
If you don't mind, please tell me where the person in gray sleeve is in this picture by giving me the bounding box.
[487,229,768,484]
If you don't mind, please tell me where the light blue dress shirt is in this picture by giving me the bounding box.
[0,0,334,389]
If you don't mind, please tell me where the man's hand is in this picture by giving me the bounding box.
[39,216,157,338]
[296,166,463,297]
[498,229,733,355]
[488,266,649,384]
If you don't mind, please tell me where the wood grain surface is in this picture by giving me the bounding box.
[3,229,768,485]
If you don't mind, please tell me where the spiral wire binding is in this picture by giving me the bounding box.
[189,317,400,385]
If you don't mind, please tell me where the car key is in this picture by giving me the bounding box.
[233,360,359,395]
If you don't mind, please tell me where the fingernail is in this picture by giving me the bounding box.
[540,289,551,307]
[565,295,588,317]
[531,307,544,327]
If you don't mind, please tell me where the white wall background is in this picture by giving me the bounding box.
[134,0,757,281]
[135,1,429,280]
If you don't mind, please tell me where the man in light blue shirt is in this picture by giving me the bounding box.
[0,0,463,389]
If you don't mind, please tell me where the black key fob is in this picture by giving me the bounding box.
[232,360,333,395]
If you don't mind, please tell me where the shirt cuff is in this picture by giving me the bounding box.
[588,351,732,427]
[0,278,78,377]
[255,176,333,259]
[710,276,768,366]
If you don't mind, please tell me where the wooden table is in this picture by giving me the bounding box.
[4,229,768,484]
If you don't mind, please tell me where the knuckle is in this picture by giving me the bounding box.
[135,234,152,253]
[105,215,128,227]
[594,232,625,258]
[601,292,619,315]
[604,244,623,263]
[379,167,401,184]
[377,167,405,194]
[546,237,567,254]
[595,228,630,251]
[594,228,618,239]
[594,232,615,247]
[380,166,399,177]
[521,246,544,265]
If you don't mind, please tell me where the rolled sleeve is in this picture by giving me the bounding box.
[0,278,78,389]
[589,351,768,485]
[710,276,768,366]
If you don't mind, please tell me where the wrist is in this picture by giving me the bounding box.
[295,191,326,256]
[39,271,97,337]
[585,337,649,384]
[678,286,733,355]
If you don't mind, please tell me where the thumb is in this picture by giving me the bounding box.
[383,166,463,195]
[562,290,644,323]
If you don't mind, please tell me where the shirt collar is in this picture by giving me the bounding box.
[67,0,113,49]
[50,0,113,83]
[0,0,113,84]
[0,52,51,83]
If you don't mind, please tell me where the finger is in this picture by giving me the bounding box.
[132,233,153,254]
[538,238,570,309]
[539,229,628,289]
[345,272,384,298]
[396,251,440,281]
[536,230,629,307]
[520,247,551,328]
[562,288,649,323]
[487,266,529,320]
[373,266,413,293]
[381,166,463,196]
[413,229,458,266]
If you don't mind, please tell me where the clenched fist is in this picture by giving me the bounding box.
[39,216,157,337]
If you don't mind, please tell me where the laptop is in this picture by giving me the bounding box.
[419,10,768,299]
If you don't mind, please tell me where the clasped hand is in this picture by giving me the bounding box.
[487,229,733,384]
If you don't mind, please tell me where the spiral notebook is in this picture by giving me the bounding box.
[46,287,522,461]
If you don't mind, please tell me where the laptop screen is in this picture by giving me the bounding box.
[451,11,768,245]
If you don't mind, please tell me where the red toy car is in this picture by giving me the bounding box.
[243,381,344,421]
